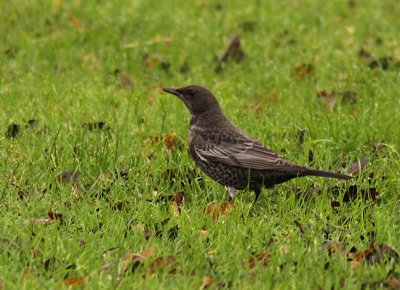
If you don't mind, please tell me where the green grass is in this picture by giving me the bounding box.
[1,0,400,289]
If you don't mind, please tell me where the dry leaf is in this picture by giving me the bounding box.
[146,255,176,275]
[348,243,399,268]
[205,200,234,220]
[165,134,177,150]
[200,276,214,289]
[218,35,245,63]
[294,63,313,79]
[347,157,370,175]
[48,211,64,224]
[387,278,400,289]
[62,277,85,288]
[57,171,80,184]
[171,192,185,216]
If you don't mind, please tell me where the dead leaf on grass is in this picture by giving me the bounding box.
[205,200,234,221]
[146,255,177,275]
[316,90,357,109]
[48,211,64,224]
[218,35,245,63]
[62,276,85,288]
[171,191,185,216]
[200,276,214,289]
[348,243,399,268]
[347,156,370,175]
[294,63,313,79]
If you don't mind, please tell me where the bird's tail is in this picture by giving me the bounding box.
[301,168,352,180]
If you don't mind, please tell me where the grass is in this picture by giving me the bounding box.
[1,0,400,289]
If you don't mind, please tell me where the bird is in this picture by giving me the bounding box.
[163,85,352,201]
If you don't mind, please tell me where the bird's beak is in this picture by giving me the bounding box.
[163,87,179,96]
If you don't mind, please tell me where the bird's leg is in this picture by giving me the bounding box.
[227,187,236,201]
[253,188,261,203]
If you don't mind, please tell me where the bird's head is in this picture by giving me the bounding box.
[163,85,222,116]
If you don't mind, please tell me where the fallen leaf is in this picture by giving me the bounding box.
[205,200,234,221]
[317,90,356,109]
[57,171,80,184]
[322,241,346,257]
[218,35,245,63]
[200,276,214,289]
[68,15,82,27]
[387,278,400,289]
[348,243,399,268]
[171,192,185,216]
[294,63,313,79]
[342,185,379,203]
[62,277,85,288]
[48,211,64,224]
[144,56,161,70]
[165,134,177,150]
[119,246,156,278]
[359,48,373,59]
[248,251,269,270]
[347,156,370,175]
[146,255,176,275]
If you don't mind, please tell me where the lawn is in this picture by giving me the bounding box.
[1,0,400,289]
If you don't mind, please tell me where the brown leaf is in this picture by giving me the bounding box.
[48,211,64,224]
[248,251,269,270]
[119,246,156,278]
[317,90,356,109]
[57,171,80,184]
[147,255,176,275]
[172,192,185,216]
[342,185,380,203]
[347,156,370,175]
[200,276,214,289]
[348,243,399,268]
[114,69,133,89]
[62,277,85,288]
[294,63,313,79]
[113,200,126,211]
[144,56,161,70]
[323,241,346,257]
[205,200,234,221]
[68,15,82,27]
[358,48,373,59]
[218,35,245,63]
[387,278,400,289]
[165,134,177,150]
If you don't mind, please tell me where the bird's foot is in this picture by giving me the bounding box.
[228,187,236,201]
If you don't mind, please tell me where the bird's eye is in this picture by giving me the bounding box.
[188,89,196,96]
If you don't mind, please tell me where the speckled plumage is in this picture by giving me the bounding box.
[163,85,351,201]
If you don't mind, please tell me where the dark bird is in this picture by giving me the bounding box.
[163,85,352,201]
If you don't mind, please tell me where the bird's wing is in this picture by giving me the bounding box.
[193,130,300,170]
